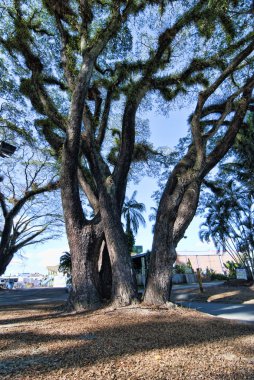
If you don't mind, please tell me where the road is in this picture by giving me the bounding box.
[0,287,67,307]
[0,282,222,307]
[0,285,253,323]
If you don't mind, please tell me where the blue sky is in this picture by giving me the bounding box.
[5,107,214,276]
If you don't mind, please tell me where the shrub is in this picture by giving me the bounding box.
[224,261,240,279]
[174,263,192,274]
[210,272,229,281]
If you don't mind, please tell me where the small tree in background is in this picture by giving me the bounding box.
[59,252,72,276]
[59,251,72,287]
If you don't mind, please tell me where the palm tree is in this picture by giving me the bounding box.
[122,191,146,234]
[200,182,254,279]
[122,191,146,253]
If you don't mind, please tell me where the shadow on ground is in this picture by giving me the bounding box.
[0,303,65,325]
[0,306,253,378]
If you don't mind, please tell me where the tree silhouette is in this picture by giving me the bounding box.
[122,191,146,253]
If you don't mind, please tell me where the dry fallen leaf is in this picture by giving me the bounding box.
[0,302,253,380]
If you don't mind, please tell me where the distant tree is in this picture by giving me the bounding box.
[125,229,136,256]
[0,147,62,275]
[200,184,254,277]
[122,191,146,253]
[123,192,145,235]
[224,261,240,279]
[59,252,72,276]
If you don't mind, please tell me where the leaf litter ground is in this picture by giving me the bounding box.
[0,301,253,380]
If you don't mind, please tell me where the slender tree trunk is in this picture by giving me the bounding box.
[105,225,138,306]
[143,176,182,305]
[0,251,14,276]
[67,222,103,311]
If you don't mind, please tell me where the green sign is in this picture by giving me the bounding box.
[132,245,143,254]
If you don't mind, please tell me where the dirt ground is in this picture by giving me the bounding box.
[0,302,253,380]
[172,284,254,304]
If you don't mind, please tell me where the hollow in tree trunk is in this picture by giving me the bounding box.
[98,241,112,300]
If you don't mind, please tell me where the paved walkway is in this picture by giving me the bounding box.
[178,301,254,323]
[172,282,254,323]
[171,281,225,303]
[172,281,224,290]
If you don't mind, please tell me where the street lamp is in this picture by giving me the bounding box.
[0,141,16,158]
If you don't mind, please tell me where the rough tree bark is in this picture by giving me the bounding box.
[66,221,104,310]
[144,179,200,305]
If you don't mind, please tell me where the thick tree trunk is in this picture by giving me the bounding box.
[66,222,103,311]
[104,220,138,306]
[143,225,176,305]
[99,190,138,307]
[0,211,15,276]
[144,180,200,306]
